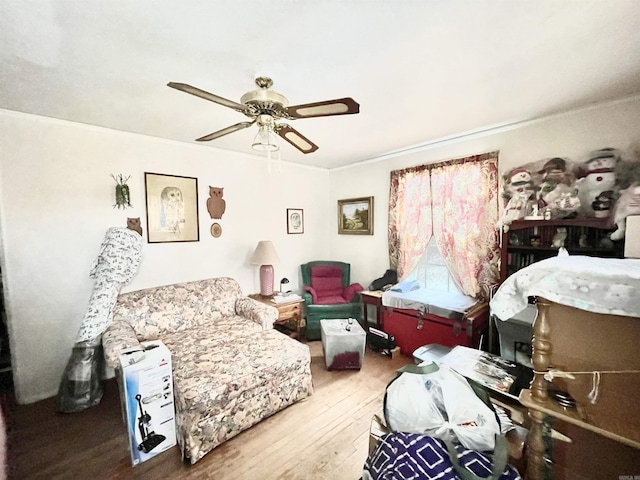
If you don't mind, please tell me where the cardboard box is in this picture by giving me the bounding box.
[118,340,176,466]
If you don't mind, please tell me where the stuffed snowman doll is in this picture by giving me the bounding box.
[576,149,618,216]
[503,167,536,205]
[501,167,535,225]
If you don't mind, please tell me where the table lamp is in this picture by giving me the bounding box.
[250,241,280,296]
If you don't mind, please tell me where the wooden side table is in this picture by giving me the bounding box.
[249,294,304,339]
[361,290,384,329]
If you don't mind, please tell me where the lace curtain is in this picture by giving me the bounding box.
[388,151,500,299]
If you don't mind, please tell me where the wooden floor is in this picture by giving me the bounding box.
[3,341,412,480]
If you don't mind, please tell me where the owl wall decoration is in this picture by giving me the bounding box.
[126,217,143,236]
[207,186,226,219]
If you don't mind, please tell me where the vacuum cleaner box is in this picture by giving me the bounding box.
[118,340,176,466]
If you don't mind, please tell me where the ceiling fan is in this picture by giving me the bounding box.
[168,77,360,154]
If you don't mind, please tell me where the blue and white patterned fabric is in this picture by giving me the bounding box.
[363,432,521,480]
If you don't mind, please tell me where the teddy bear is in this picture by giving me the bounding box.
[551,227,568,248]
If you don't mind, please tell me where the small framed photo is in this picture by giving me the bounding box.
[144,172,199,243]
[287,208,304,234]
[338,196,374,235]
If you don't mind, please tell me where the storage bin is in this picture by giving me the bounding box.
[320,318,366,370]
[382,305,489,356]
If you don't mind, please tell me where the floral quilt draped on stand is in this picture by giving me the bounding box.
[57,227,142,412]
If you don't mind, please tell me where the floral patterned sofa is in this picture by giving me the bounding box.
[102,277,314,464]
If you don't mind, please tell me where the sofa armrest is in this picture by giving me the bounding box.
[302,291,314,306]
[236,297,278,330]
[102,321,141,369]
[344,282,364,302]
[303,286,317,303]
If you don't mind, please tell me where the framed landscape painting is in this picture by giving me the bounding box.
[145,172,199,243]
[338,196,374,235]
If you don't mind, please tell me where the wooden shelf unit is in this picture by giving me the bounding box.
[499,217,624,282]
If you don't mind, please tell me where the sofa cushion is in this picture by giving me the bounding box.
[315,294,348,305]
[310,266,344,297]
[112,278,243,339]
[163,326,311,416]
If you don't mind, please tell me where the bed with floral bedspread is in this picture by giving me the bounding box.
[102,277,314,464]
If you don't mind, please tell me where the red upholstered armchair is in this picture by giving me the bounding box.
[301,261,364,340]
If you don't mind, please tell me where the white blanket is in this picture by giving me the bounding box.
[490,255,640,320]
[382,288,478,315]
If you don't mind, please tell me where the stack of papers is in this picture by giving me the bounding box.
[272,293,302,304]
[439,346,518,397]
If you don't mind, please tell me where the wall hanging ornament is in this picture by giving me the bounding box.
[112,174,132,209]
[207,186,226,219]
[210,223,222,238]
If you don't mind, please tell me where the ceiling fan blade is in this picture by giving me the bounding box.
[276,124,319,154]
[195,121,255,142]
[168,82,248,113]
[286,97,359,119]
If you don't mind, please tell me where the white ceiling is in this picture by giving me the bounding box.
[1,1,640,169]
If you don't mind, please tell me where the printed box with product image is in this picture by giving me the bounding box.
[118,340,176,466]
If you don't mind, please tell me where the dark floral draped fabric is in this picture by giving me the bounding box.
[388,151,500,299]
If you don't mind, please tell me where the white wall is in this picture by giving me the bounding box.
[3,94,639,404]
[0,110,331,404]
[330,95,640,289]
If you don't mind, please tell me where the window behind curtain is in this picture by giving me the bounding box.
[405,237,462,293]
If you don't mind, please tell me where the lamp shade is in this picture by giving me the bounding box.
[250,241,280,266]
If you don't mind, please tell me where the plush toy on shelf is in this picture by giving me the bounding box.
[502,167,536,203]
[536,157,575,205]
[575,148,619,216]
[591,190,615,218]
[544,185,581,219]
[551,227,568,248]
[610,183,640,240]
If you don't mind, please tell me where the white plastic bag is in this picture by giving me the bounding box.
[384,363,501,451]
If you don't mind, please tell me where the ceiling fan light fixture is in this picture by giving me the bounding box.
[251,124,279,152]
